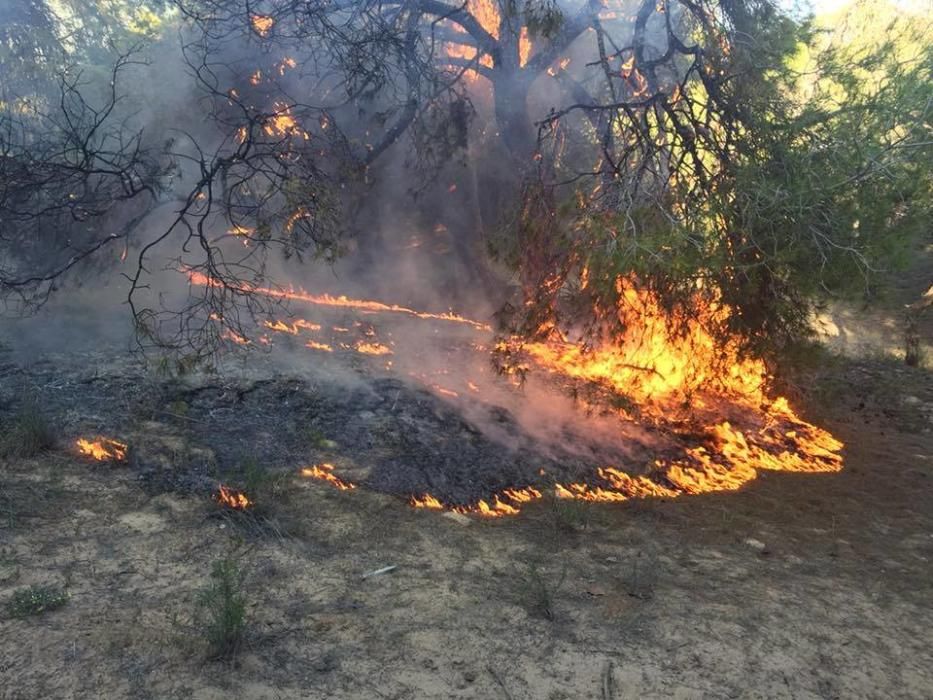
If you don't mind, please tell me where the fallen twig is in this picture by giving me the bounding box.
[361,565,397,579]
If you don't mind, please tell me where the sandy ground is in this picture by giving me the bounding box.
[1,350,931,699]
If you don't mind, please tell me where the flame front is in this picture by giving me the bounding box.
[76,437,128,462]
[191,267,843,518]
[189,271,490,330]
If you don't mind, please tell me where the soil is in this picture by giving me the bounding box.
[1,255,932,698]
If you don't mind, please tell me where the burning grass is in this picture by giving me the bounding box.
[215,485,253,511]
[299,463,356,491]
[190,271,845,518]
[75,437,128,462]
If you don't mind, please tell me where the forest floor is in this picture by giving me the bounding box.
[1,249,931,699]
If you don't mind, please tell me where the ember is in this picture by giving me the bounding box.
[250,14,274,37]
[76,437,128,462]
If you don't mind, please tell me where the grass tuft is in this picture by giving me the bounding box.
[0,403,56,459]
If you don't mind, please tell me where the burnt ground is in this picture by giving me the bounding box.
[0,346,642,507]
[0,332,931,699]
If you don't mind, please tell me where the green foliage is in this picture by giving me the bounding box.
[0,403,56,459]
[523,0,564,39]
[7,584,69,617]
[513,1,932,359]
[239,457,284,504]
[196,557,247,659]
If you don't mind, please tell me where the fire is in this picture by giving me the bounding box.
[443,0,531,78]
[300,463,357,490]
[263,318,321,335]
[524,284,768,406]
[251,14,274,37]
[516,280,843,507]
[189,271,490,330]
[305,340,334,352]
[263,102,306,139]
[285,207,309,232]
[355,341,392,356]
[411,486,543,518]
[216,484,253,510]
[278,57,296,75]
[76,437,127,462]
[457,496,519,517]
[190,266,843,520]
[410,494,444,510]
[222,329,250,345]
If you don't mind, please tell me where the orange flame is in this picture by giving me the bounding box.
[443,0,531,77]
[263,102,305,138]
[263,319,322,335]
[251,14,274,37]
[216,485,253,510]
[355,341,393,356]
[189,271,490,331]
[410,493,445,510]
[192,267,842,519]
[300,463,357,490]
[76,437,128,462]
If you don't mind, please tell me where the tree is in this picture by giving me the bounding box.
[1,0,929,368]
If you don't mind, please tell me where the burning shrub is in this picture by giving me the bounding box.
[196,557,247,659]
[0,403,56,459]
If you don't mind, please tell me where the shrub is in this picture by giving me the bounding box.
[0,403,56,458]
[196,557,247,659]
[7,585,69,617]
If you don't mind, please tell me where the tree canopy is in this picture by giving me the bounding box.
[0,0,929,365]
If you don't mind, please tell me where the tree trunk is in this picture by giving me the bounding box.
[492,73,536,161]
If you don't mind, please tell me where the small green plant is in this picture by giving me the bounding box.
[516,563,565,620]
[196,557,247,659]
[0,403,56,458]
[241,458,274,499]
[304,426,337,450]
[7,584,69,617]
